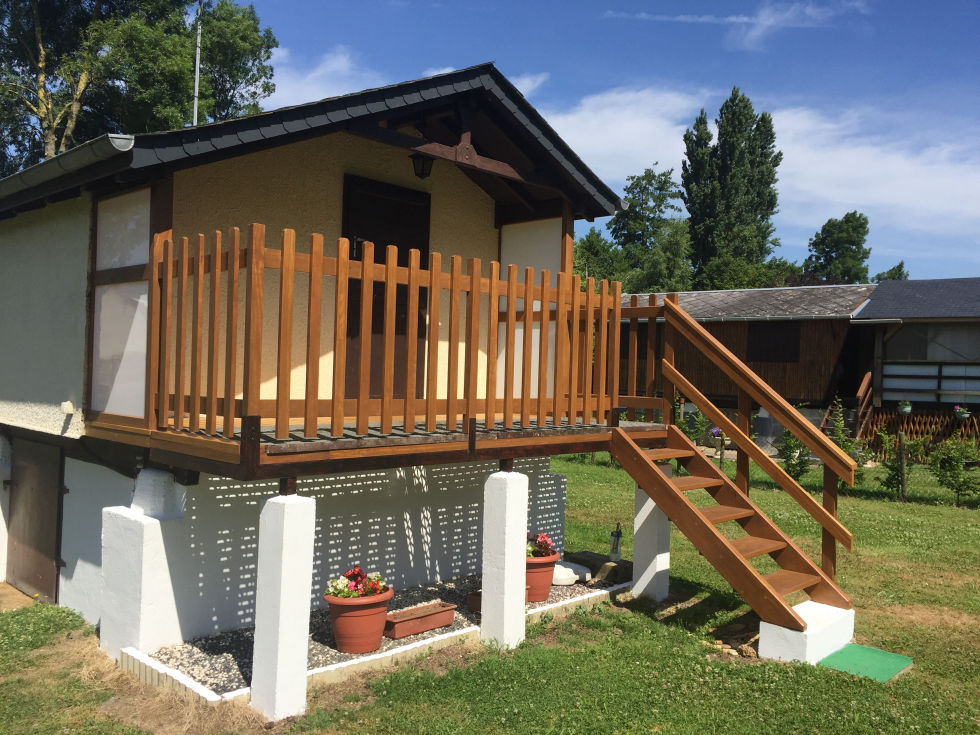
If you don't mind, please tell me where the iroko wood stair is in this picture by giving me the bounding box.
[611,425,852,631]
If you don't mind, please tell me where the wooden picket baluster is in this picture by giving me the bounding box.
[174,237,190,430]
[554,271,570,426]
[157,234,174,429]
[330,239,349,437]
[627,294,639,420]
[425,252,442,433]
[275,229,296,440]
[205,231,222,435]
[503,264,518,429]
[189,234,205,432]
[608,281,622,425]
[243,224,265,419]
[582,278,596,424]
[223,228,241,437]
[595,280,609,424]
[520,266,535,428]
[536,270,551,426]
[464,257,481,426]
[446,255,462,432]
[381,245,398,435]
[567,275,581,425]
[485,261,500,429]
[403,249,421,433]
[356,241,375,436]
[304,234,324,438]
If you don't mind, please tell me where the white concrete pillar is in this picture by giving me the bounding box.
[633,463,672,601]
[0,434,11,582]
[100,469,186,659]
[480,471,529,649]
[759,601,855,664]
[250,494,316,722]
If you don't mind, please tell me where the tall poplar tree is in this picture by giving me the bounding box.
[681,88,782,289]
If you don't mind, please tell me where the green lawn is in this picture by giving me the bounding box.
[293,453,980,734]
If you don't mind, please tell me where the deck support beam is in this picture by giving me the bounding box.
[480,470,529,649]
[632,464,671,601]
[251,493,316,721]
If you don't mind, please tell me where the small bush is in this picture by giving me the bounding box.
[775,430,810,480]
[673,396,710,444]
[928,438,980,506]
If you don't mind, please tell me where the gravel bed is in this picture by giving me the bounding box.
[150,575,614,694]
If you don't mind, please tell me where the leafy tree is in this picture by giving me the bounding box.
[573,226,624,283]
[928,438,980,507]
[874,260,909,282]
[681,88,782,289]
[0,0,277,172]
[621,218,691,294]
[802,211,871,283]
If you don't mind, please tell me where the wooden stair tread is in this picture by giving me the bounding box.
[700,505,755,524]
[764,569,821,596]
[730,536,787,559]
[671,475,725,492]
[644,447,696,460]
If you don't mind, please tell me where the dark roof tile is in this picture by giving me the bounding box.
[852,278,980,320]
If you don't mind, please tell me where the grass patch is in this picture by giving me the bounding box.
[294,452,980,734]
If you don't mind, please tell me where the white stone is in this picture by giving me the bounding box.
[130,467,185,520]
[559,560,592,582]
[632,464,672,602]
[100,504,183,659]
[480,471,529,649]
[758,601,855,664]
[552,564,578,585]
[0,434,9,582]
[250,494,316,722]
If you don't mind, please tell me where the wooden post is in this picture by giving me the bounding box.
[898,430,908,502]
[243,224,266,419]
[736,389,751,496]
[560,200,574,275]
[822,464,838,581]
[279,477,297,496]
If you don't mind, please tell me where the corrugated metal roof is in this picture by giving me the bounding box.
[0,63,621,219]
[623,283,876,321]
[851,278,980,320]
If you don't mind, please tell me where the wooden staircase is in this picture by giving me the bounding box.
[611,425,851,631]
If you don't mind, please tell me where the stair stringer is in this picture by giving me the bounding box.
[664,426,852,610]
[610,428,808,631]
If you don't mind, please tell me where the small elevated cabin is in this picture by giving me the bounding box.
[622,284,876,409]
[0,64,859,718]
[851,277,980,441]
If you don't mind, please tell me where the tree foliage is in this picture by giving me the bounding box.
[0,0,277,174]
[874,260,909,282]
[573,226,623,283]
[681,88,782,289]
[802,211,871,283]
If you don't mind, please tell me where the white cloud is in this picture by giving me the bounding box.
[605,1,870,50]
[264,46,388,110]
[511,72,550,98]
[422,66,457,77]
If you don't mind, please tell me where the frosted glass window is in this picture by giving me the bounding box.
[92,283,148,416]
[96,188,151,269]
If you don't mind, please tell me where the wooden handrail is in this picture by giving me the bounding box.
[663,297,857,485]
[663,362,853,550]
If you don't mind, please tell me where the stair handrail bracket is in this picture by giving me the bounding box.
[662,297,857,487]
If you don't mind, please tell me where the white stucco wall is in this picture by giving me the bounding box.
[61,456,565,640]
[499,218,563,286]
[0,196,90,438]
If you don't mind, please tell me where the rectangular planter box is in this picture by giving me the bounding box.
[384,601,457,639]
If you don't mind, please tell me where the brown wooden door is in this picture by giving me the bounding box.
[342,175,430,401]
[6,439,62,602]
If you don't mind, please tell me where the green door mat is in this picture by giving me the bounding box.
[819,644,913,682]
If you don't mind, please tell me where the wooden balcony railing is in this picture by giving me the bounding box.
[147,225,622,444]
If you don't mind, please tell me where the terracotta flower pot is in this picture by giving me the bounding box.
[526,550,560,602]
[324,586,394,654]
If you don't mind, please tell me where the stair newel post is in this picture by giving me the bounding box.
[736,389,752,496]
[645,294,657,423]
[662,293,679,426]
[822,464,838,580]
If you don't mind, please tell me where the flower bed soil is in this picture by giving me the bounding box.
[150,575,612,694]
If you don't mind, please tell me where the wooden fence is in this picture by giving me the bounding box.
[148,225,622,441]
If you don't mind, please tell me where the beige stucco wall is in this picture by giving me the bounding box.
[0,195,90,437]
[170,132,521,408]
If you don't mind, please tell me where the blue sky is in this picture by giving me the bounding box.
[246,0,979,281]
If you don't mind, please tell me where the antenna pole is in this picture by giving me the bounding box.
[192,0,202,126]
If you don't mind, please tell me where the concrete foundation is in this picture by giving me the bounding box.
[632,464,672,601]
[759,600,855,664]
[480,471,529,649]
[250,494,316,721]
